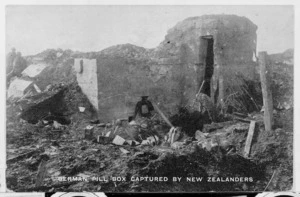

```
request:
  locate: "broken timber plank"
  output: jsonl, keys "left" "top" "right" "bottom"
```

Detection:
{"left": 35, "top": 160, "right": 47, "bottom": 187}
{"left": 152, "top": 103, "right": 174, "bottom": 128}
{"left": 244, "top": 121, "right": 256, "bottom": 157}
{"left": 233, "top": 112, "right": 248, "bottom": 118}
{"left": 7, "top": 149, "right": 41, "bottom": 164}
{"left": 233, "top": 116, "right": 252, "bottom": 123}
{"left": 218, "top": 68, "right": 225, "bottom": 104}
{"left": 259, "top": 51, "right": 273, "bottom": 131}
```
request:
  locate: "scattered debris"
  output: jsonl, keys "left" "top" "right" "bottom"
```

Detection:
{"left": 35, "top": 159, "right": 48, "bottom": 187}
{"left": 171, "top": 141, "right": 185, "bottom": 149}
{"left": 112, "top": 135, "right": 126, "bottom": 145}
{"left": 119, "top": 147, "right": 130, "bottom": 154}
{"left": 7, "top": 148, "right": 43, "bottom": 164}
{"left": 165, "top": 127, "right": 182, "bottom": 144}
{"left": 202, "top": 121, "right": 235, "bottom": 133}
{"left": 244, "top": 121, "right": 256, "bottom": 157}
{"left": 22, "top": 63, "right": 50, "bottom": 78}
{"left": 79, "top": 107, "right": 85, "bottom": 112}
{"left": 7, "top": 78, "right": 36, "bottom": 99}
{"left": 105, "top": 131, "right": 111, "bottom": 137}
{"left": 97, "top": 123, "right": 106, "bottom": 127}
{"left": 97, "top": 136, "right": 111, "bottom": 144}
{"left": 129, "top": 120, "right": 138, "bottom": 126}
{"left": 53, "top": 121, "right": 63, "bottom": 130}
{"left": 6, "top": 18, "right": 293, "bottom": 192}
{"left": 195, "top": 130, "right": 208, "bottom": 141}
{"left": 84, "top": 125, "right": 94, "bottom": 140}
{"left": 126, "top": 140, "right": 140, "bottom": 146}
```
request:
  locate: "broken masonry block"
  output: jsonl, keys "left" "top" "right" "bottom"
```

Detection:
{"left": 115, "top": 119, "right": 122, "bottom": 126}
{"left": 84, "top": 125, "right": 94, "bottom": 140}
{"left": 105, "top": 131, "right": 111, "bottom": 137}
{"left": 171, "top": 141, "right": 185, "bottom": 149}
{"left": 199, "top": 139, "right": 218, "bottom": 152}
{"left": 53, "top": 121, "right": 63, "bottom": 129}
{"left": 183, "top": 137, "right": 193, "bottom": 145}
{"left": 129, "top": 120, "right": 138, "bottom": 126}
{"left": 195, "top": 130, "right": 208, "bottom": 141}
{"left": 112, "top": 135, "right": 126, "bottom": 146}
{"left": 97, "top": 123, "right": 106, "bottom": 127}
{"left": 79, "top": 107, "right": 86, "bottom": 112}
{"left": 90, "top": 119, "right": 100, "bottom": 124}
{"left": 126, "top": 140, "right": 134, "bottom": 146}
{"left": 126, "top": 140, "right": 141, "bottom": 146}
{"left": 97, "top": 135, "right": 111, "bottom": 144}
{"left": 119, "top": 147, "right": 130, "bottom": 154}
{"left": 141, "top": 140, "right": 150, "bottom": 145}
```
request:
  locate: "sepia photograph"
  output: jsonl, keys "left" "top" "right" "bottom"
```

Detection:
{"left": 5, "top": 5, "right": 294, "bottom": 192}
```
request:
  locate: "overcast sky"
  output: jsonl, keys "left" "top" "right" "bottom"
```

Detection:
{"left": 6, "top": 5, "right": 294, "bottom": 56}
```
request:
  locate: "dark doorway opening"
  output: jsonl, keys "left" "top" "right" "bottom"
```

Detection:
{"left": 201, "top": 36, "right": 214, "bottom": 96}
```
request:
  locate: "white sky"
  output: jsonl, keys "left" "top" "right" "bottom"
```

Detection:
{"left": 6, "top": 5, "right": 294, "bottom": 56}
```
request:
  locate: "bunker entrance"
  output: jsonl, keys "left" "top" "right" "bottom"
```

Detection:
{"left": 199, "top": 36, "right": 214, "bottom": 97}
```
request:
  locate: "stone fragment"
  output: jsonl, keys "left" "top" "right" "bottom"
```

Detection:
{"left": 53, "top": 121, "right": 63, "bottom": 129}
{"left": 195, "top": 130, "right": 207, "bottom": 141}
{"left": 119, "top": 147, "right": 130, "bottom": 154}
{"left": 79, "top": 107, "right": 85, "bottom": 112}
{"left": 97, "top": 136, "right": 111, "bottom": 144}
{"left": 171, "top": 141, "right": 185, "bottom": 149}
{"left": 84, "top": 125, "right": 94, "bottom": 140}
{"left": 112, "top": 135, "right": 126, "bottom": 145}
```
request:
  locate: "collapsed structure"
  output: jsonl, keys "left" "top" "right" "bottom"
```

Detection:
{"left": 74, "top": 15, "right": 258, "bottom": 121}
{"left": 6, "top": 14, "right": 293, "bottom": 192}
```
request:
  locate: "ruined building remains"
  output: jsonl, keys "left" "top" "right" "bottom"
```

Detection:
{"left": 75, "top": 15, "right": 258, "bottom": 121}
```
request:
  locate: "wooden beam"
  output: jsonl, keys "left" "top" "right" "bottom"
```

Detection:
{"left": 35, "top": 160, "right": 47, "bottom": 187}
{"left": 7, "top": 149, "right": 41, "bottom": 164}
{"left": 218, "top": 68, "right": 224, "bottom": 104}
{"left": 152, "top": 103, "right": 174, "bottom": 128}
{"left": 244, "top": 121, "right": 256, "bottom": 157}
{"left": 258, "top": 51, "right": 273, "bottom": 131}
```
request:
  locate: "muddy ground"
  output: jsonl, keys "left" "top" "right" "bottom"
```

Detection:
{"left": 6, "top": 54, "right": 293, "bottom": 192}
{"left": 6, "top": 101, "right": 293, "bottom": 192}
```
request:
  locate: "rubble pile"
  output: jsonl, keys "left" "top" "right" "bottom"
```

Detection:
{"left": 6, "top": 28, "right": 293, "bottom": 192}
{"left": 6, "top": 97, "right": 293, "bottom": 192}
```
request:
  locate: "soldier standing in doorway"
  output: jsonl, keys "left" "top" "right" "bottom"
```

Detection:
{"left": 133, "top": 96, "right": 154, "bottom": 119}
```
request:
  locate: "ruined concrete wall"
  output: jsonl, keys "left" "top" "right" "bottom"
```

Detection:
{"left": 79, "top": 15, "right": 257, "bottom": 121}
{"left": 96, "top": 51, "right": 197, "bottom": 121}
{"left": 154, "top": 15, "right": 257, "bottom": 102}
{"left": 74, "top": 59, "right": 99, "bottom": 110}
{"left": 155, "top": 15, "right": 257, "bottom": 64}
